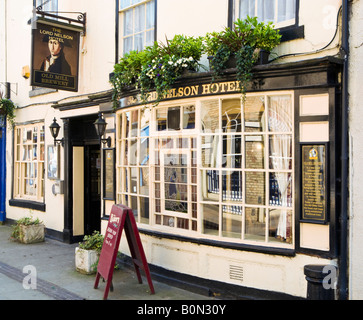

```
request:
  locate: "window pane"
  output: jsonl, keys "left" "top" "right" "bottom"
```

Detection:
{"left": 223, "top": 204, "right": 242, "bottom": 238}
{"left": 245, "top": 171, "right": 265, "bottom": 205}
{"left": 245, "top": 207, "right": 265, "bottom": 241}
{"left": 244, "top": 96, "right": 265, "bottom": 132}
{"left": 223, "top": 135, "right": 242, "bottom": 168}
{"left": 140, "top": 196, "right": 149, "bottom": 224}
{"left": 268, "top": 95, "right": 292, "bottom": 132}
{"left": 239, "top": 0, "right": 256, "bottom": 20}
{"left": 183, "top": 105, "right": 195, "bottom": 129}
{"left": 124, "top": 9, "right": 133, "bottom": 36}
{"left": 146, "top": 0, "right": 155, "bottom": 29}
{"left": 222, "top": 171, "right": 243, "bottom": 202}
{"left": 269, "top": 134, "right": 292, "bottom": 169}
{"left": 201, "top": 170, "right": 220, "bottom": 202}
{"left": 202, "top": 135, "right": 219, "bottom": 168}
{"left": 222, "top": 99, "right": 241, "bottom": 132}
{"left": 269, "top": 172, "right": 292, "bottom": 207}
{"left": 123, "top": 37, "right": 133, "bottom": 55}
{"left": 201, "top": 100, "right": 219, "bottom": 133}
{"left": 134, "top": 33, "right": 144, "bottom": 51}
{"left": 269, "top": 208, "right": 292, "bottom": 243}
{"left": 278, "top": 0, "right": 295, "bottom": 22}
{"left": 202, "top": 204, "right": 219, "bottom": 235}
{"left": 139, "top": 167, "right": 149, "bottom": 195}
{"left": 257, "top": 0, "right": 274, "bottom": 22}
{"left": 245, "top": 135, "right": 265, "bottom": 169}
{"left": 134, "top": 4, "right": 145, "bottom": 33}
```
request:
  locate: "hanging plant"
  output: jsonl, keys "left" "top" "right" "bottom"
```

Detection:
{"left": 206, "top": 16, "right": 281, "bottom": 99}
{"left": 111, "top": 34, "right": 205, "bottom": 107}
{"left": 0, "top": 94, "right": 16, "bottom": 127}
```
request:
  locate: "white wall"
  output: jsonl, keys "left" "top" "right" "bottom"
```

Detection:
{"left": 348, "top": 0, "right": 363, "bottom": 300}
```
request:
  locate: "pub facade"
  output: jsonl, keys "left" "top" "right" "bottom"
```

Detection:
{"left": 1, "top": 0, "right": 358, "bottom": 299}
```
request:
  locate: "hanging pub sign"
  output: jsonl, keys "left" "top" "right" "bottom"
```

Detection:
{"left": 31, "top": 19, "right": 80, "bottom": 92}
{"left": 301, "top": 143, "right": 329, "bottom": 224}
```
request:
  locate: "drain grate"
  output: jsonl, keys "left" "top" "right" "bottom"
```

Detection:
{"left": 229, "top": 264, "right": 244, "bottom": 282}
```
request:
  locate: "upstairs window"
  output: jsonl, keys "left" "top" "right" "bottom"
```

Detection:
{"left": 36, "top": 0, "right": 58, "bottom": 12}
{"left": 120, "top": 0, "right": 156, "bottom": 54}
{"left": 235, "top": 0, "right": 297, "bottom": 29}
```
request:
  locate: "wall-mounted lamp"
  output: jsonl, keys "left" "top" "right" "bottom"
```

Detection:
{"left": 49, "top": 118, "right": 64, "bottom": 147}
{"left": 94, "top": 112, "right": 111, "bottom": 147}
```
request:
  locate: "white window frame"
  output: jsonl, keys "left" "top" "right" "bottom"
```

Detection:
{"left": 235, "top": 0, "right": 297, "bottom": 29}
{"left": 119, "top": 0, "right": 156, "bottom": 55}
{"left": 13, "top": 123, "right": 45, "bottom": 202}
{"left": 116, "top": 92, "right": 294, "bottom": 249}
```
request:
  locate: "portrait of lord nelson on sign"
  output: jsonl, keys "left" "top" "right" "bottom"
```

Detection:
{"left": 31, "top": 22, "right": 80, "bottom": 92}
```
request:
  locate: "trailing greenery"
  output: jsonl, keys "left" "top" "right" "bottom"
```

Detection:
{"left": 0, "top": 96, "right": 16, "bottom": 127}
{"left": 79, "top": 231, "right": 104, "bottom": 252}
{"left": 111, "top": 16, "right": 281, "bottom": 107}
{"left": 11, "top": 216, "right": 43, "bottom": 240}
{"left": 208, "top": 16, "right": 281, "bottom": 99}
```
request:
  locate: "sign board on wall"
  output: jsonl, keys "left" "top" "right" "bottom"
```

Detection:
{"left": 301, "top": 143, "right": 329, "bottom": 224}
{"left": 31, "top": 19, "right": 80, "bottom": 92}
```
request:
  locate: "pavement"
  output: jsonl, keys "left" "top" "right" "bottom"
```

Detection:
{"left": 0, "top": 224, "right": 214, "bottom": 301}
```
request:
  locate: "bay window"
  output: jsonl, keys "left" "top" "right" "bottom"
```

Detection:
{"left": 117, "top": 92, "right": 294, "bottom": 248}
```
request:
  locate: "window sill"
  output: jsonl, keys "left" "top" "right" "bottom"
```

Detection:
{"left": 280, "top": 25, "right": 305, "bottom": 42}
{"left": 139, "top": 228, "right": 295, "bottom": 257}
{"left": 9, "top": 199, "right": 46, "bottom": 212}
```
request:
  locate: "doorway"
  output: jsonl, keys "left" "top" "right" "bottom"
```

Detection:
{"left": 84, "top": 144, "right": 101, "bottom": 235}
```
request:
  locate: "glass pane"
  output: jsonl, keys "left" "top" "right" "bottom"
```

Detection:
{"left": 202, "top": 204, "right": 219, "bottom": 235}
{"left": 245, "top": 171, "right": 265, "bottom": 205}
{"left": 177, "top": 218, "right": 189, "bottom": 230}
{"left": 268, "top": 95, "right": 292, "bottom": 132}
{"left": 140, "top": 108, "right": 150, "bottom": 137}
{"left": 130, "top": 167, "right": 137, "bottom": 193}
{"left": 269, "top": 134, "right": 292, "bottom": 170}
{"left": 156, "top": 108, "right": 167, "bottom": 131}
{"left": 140, "top": 196, "right": 149, "bottom": 224}
{"left": 239, "top": 0, "right": 256, "bottom": 19}
{"left": 245, "top": 135, "right": 265, "bottom": 169}
{"left": 123, "top": 37, "right": 133, "bottom": 54}
{"left": 222, "top": 171, "right": 243, "bottom": 202}
{"left": 145, "top": 30, "right": 154, "bottom": 47}
{"left": 222, "top": 135, "right": 242, "bottom": 168}
{"left": 130, "top": 110, "right": 138, "bottom": 137}
{"left": 269, "top": 172, "right": 292, "bottom": 207}
{"left": 167, "top": 107, "right": 180, "bottom": 130}
{"left": 134, "top": 4, "right": 145, "bottom": 33}
{"left": 140, "top": 138, "right": 149, "bottom": 165}
{"left": 201, "top": 135, "right": 219, "bottom": 168}
{"left": 269, "top": 209, "right": 292, "bottom": 243}
{"left": 146, "top": 0, "right": 155, "bottom": 29}
{"left": 120, "top": 0, "right": 131, "bottom": 9}
{"left": 258, "top": 0, "right": 274, "bottom": 22}
{"left": 134, "top": 33, "right": 144, "bottom": 52}
{"left": 244, "top": 96, "right": 265, "bottom": 132}
{"left": 139, "top": 167, "right": 149, "bottom": 195}
{"left": 222, "top": 205, "right": 242, "bottom": 238}
{"left": 129, "top": 139, "right": 137, "bottom": 165}
{"left": 278, "top": 0, "right": 295, "bottom": 22}
{"left": 183, "top": 105, "right": 195, "bottom": 129}
{"left": 201, "top": 170, "right": 220, "bottom": 202}
{"left": 222, "top": 99, "right": 241, "bottom": 132}
{"left": 131, "top": 195, "right": 138, "bottom": 218}
{"left": 124, "top": 9, "right": 133, "bottom": 36}
{"left": 201, "top": 100, "right": 219, "bottom": 133}
{"left": 245, "top": 207, "right": 265, "bottom": 241}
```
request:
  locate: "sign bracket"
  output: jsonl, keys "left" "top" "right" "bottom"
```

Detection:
{"left": 35, "top": 6, "right": 86, "bottom": 35}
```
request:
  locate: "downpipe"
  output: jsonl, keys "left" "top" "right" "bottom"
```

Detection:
{"left": 338, "top": 0, "right": 349, "bottom": 300}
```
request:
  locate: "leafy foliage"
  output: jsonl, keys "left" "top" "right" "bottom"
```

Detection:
{"left": 79, "top": 231, "right": 104, "bottom": 252}
{"left": 0, "top": 91, "right": 16, "bottom": 127}
{"left": 11, "top": 216, "right": 43, "bottom": 240}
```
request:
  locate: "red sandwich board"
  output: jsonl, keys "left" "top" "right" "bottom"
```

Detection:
{"left": 94, "top": 204, "right": 155, "bottom": 300}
